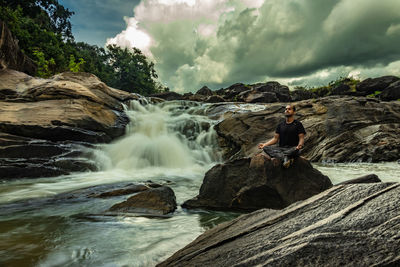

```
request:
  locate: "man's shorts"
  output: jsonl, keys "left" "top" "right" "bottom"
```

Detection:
{"left": 263, "top": 146, "right": 299, "bottom": 160}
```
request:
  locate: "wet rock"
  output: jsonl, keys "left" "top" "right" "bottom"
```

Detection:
{"left": 356, "top": 76, "right": 399, "bottom": 95}
{"left": 160, "top": 183, "right": 400, "bottom": 267}
{"left": 0, "top": 69, "right": 138, "bottom": 179}
{"left": 183, "top": 155, "right": 332, "bottom": 211}
{"left": 215, "top": 96, "right": 400, "bottom": 162}
{"left": 109, "top": 186, "right": 177, "bottom": 215}
{"left": 0, "top": 133, "right": 97, "bottom": 179}
{"left": 90, "top": 184, "right": 150, "bottom": 198}
{"left": 338, "top": 174, "right": 381, "bottom": 185}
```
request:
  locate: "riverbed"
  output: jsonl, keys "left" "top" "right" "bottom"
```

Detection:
{"left": 1, "top": 101, "right": 399, "bottom": 266}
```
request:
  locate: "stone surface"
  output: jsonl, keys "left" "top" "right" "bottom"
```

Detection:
{"left": 380, "top": 80, "right": 400, "bottom": 101}
{"left": 109, "top": 186, "right": 177, "bottom": 215}
{"left": 0, "top": 20, "right": 37, "bottom": 75}
{"left": 159, "top": 183, "right": 400, "bottom": 266}
{"left": 0, "top": 69, "right": 138, "bottom": 179}
{"left": 150, "top": 91, "right": 183, "bottom": 101}
{"left": 183, "top": 154, "right": 332, "bottom": 211}
{"left": 356, "top": 76, "right": 400, "bottom": 95}
{"left": 214, "top": 96, "right": 400, "bottom": 162}
{"left": 196, "top": 86, "right": 213, "bottom": 96}
{"left": 337, "top": 174, "right": 381, "bottom": 185}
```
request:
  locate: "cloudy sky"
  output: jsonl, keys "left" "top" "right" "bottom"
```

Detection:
{"left": 60, "top": 0, "right": 400, "bottom": 93}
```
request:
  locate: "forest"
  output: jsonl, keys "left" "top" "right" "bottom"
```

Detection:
{"left": 0, "top": 0, "right": 162, "bottom": 95}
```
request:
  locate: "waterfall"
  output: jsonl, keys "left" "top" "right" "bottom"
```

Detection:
{"left": 96, "top": 100, "right": 221, "bottom": 171}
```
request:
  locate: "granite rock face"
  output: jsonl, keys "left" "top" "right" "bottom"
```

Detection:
{"left": 183, "top": 154, "right": 332, "bottom": 211}
{"left": 160, "top": 183, "right": 400, "bottom": 266}
{"left": 215, "top": 96, "right": 400, "bottom": 162}
{"left": 0, "top": 69, "right": 138, "bottom": 179}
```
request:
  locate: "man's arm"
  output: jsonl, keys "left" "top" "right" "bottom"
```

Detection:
{"left": 258, "top": 133, "right": 279, "bottom": 149}
{"left": 296, "top": 133, "right": 305, "bottom": 150}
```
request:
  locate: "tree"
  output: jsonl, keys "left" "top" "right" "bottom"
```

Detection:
{"left": 106, "top": 45, "right": 158, "bottom": 95}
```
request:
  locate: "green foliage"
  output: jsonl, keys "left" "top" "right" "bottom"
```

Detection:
{"left": 68, "top": 55, "right": 85, "bottom": 72}
{"left": 32, "top": 49, "right": 55, "bottom": 77}
{"left": 106, "top": 44, "right": 158, "bottom": 95}
{"left": 367, "top": 91, "right": 382, "bottom": 98}
{"left": 0, "top": 1, "right": 161, "bottom": 95}
{"left": 306, "top": 76, "right": 361, "bottom": 97}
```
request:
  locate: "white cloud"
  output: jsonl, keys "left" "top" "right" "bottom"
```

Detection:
{"left": 106, "top": 17, "right": 153, "bottom": 56}
{"left": 107, "top": 0, "right": 400, "bottom": 92}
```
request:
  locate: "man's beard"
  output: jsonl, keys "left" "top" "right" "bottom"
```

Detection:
{"left": 285, "top": 114, "right": 293, "bottom": 118}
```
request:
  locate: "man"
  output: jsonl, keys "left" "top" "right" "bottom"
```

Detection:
{"left": 258, "top": 104, "right": 306, "bottom": 168}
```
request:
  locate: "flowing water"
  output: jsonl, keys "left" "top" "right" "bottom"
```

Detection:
{"left": 0, "top": 100, "right": 399, "bottom": 266}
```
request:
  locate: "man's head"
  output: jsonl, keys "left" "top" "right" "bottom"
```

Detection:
{"left": 284, "top": 104, "right": 296, "bottom": 118}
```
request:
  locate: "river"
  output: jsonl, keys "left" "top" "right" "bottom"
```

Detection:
{"left": 0, "top": 100, "right": 399, "bottom": 266}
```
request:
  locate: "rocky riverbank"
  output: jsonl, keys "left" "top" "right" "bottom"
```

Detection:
{"left": 0, "top": 69, "right": 139, "bottom": 179}
{"left": 159, "top": 182, "right": 400, "bottom": 266}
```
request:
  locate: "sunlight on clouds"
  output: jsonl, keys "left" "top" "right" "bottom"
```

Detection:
{"left": 107, "top": 0, "right": 400, "bottom": 92}
{"left": 106, "top": 17, "right": 152, "bottom": 56}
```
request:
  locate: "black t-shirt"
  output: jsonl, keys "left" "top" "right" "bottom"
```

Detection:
{"left": 276, "top": 120, "right": 306, "bottom": 147}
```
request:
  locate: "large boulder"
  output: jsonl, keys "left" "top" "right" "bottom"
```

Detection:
{"left": 215, "top": 96, "right": 400, "bottom": 162}
{"left": 356, "top": 76, "right": 399, "bottom": 95}
{"left": 0, "top": 20, "right": 36, "bottom": 75}
{"left": 150, "top": 91, "right": 183, "bottom": 101}
{"left": 109, "top": 186, "right": 177, "bottom": 215}
{"left": 183, "top": 155, "right": 332, "bottom": 211}
{"left": 0, "top": 69, "right": 138, "bottom": 179}
{"left": 159, "top": 182, "right": 400, "bottom": 266}
{"left": 379, "top": 80, "right": 400, "bottom": 101}
{"left": 196, "top": 86, "right": 213, "bottom": 96}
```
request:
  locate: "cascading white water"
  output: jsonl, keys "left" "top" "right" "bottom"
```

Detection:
{"left": 96, "top": 100, "right": 221, "bottom": 171}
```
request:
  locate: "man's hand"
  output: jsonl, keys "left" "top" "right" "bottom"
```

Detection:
{"left": 258, "top": 143, "right": 265, "bottom": 149}
{"left": 296, "top": 144, "right": 303, "bottom": 150}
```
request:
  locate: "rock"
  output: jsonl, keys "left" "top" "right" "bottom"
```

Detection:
{"left": 159, "top": 183, "right": 400, "bottom": 267}
{"left": 90, "top": 184, "right": 150, "bottom": 198}
{"left": 290, "top": 89, "right": 316, "bottom": 101}
{"left": 0, "top": 20, "right": 37, "bottom": 75}
{"left": 215, "top": 96, "right": 400, "bottom": 162}
{"left": 331, "top": 84, "right": 351, "bottom": 95}
{"left": 196, "top": 86, "right": 213, "bottom": 96}
{"left": 0, "top": 69, "right": 138, "bottom": 179}
{"left": 245, "top": 91, "right": 278, "bottom": 103}
{"left": 338, "top": 174, "right": 381, "bottom": 185}
{"left": 216, "top": 83, "right": 250, "bottom": 101}
{"left": 205, "top": 95, "right": 225, "bottom": 103}
{"left": 150, "top": 91, "right": 183, "bottom": 101}
{"left": 379, "top": 80, "right": 400, "bottom": 101}
{"left": 109, "top": 186, "right": 177, "bottom": 215}
{"left": 183, "top": 155, "right": 332, "bottom": 211}
{"left": 356, "top": 76, "right": 400, "bottom": 95}
{"left": 0, "top": 132, "right": 98, "bottom": 179}
{"left": 252, "top": 82, "right": 292, "bottom": 102}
